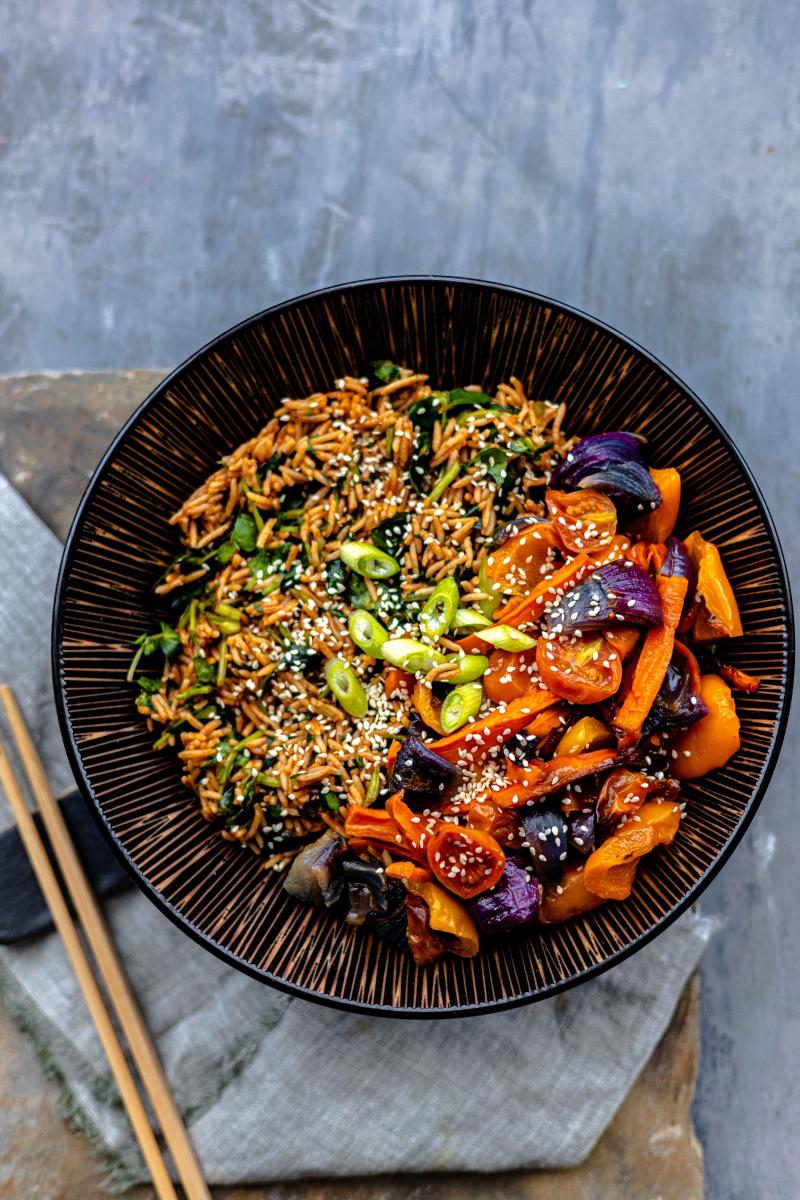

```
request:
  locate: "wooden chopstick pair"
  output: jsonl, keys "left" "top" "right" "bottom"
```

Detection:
{"left": 0, "top": 686, "right": 211, "bottom": 1200}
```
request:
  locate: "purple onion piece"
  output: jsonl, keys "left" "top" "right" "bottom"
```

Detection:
{"left": 578, "top": 460, "right": 662, "bottom": 508}
{"left": 661, "top": 537, "right": 695, "bottom": 585}
{"left": 542, "top": 561, "right": 663, "bottom": 634}
{"left": 467, "top": 856, "right": 541, "bottom": 933}
{"left": 642, "top": 658, "right": 708, "bottom": 735}
{"left": 521, "top": 809, "right": 568, "bottom": 885}
{"left": 567, "top": 810, "right": 596, "bottom": 856}
{"left": 389, "top": 736, "right": 462, "bottom": 810}
{"left": 552, "top": 431, "right": 646, "bottom": 489}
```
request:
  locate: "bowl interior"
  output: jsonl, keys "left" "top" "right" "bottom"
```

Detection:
{"left": 54, "top": 278, "right": 792, "bottom": 1015}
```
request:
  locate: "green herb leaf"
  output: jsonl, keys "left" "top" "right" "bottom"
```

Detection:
{"left": 470, "top": 446, "right": 514, "bottom": 489}
{"left": 232, "top": 513, "right": 258, "bottom": 552}
{"left": 371, "top": 513, "right": 410, "bottom": 559}
{"left": 321, "top": 791, "right": 341, "bottom": 813}
{"left": 324, "top": 559, "right": 347, "bottom": 595}
{"left": 136, "top": 676, "right": 162, "bottom": 695}
{"left": 507, "top": 436, "right": 552, "bottom": 459}
{"left": 444, "top": 387, "right": 496, "bottom": 411}
{"left": 280, "top": 644, "right": 322, "bottom": 673}
{"left": 216, "top": 540, "right": 238, "bottom": 565}
{"left": 193, "top": 655, "right": 216, "bottom": 684}
{"left": 371, "top": 360, "right": 402, "bottom": 384}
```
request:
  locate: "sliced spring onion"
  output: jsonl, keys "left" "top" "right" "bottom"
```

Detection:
{"left": 475, "top": 624, "right": 538, "bottom": 651}
{"left": 478, "top": 558, "right": 503, "bottom": 618}
{"left": 419, "top": 578, "right": 459, "bottom": 640}
{"left": 440, "top": 682, "right": 484, "bottom": 733}
{"left": 381, "top": 638, "right": 447, "bottom": 673}
{"left": 348, "top": 609, "right": 390, "bottom": 657}
{"left": 339, "top": 540, "right": 400, "bottom": 579}
{"left": 324, "top": 656, "right": 369, "bottom": 718}
{"left": 443, "top": 652, "right": 490, "bottom": 683}
{"left": 216, "top": 636, "right": 228, "bottom": 685}
{"left": 426, "top": 461, "right": 461, "bottom": 504}
{"left": 451, "top": 606, "right": 493, "bottom": 631}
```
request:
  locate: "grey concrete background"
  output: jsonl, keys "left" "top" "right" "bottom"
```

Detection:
{"left": 1, "top": 2, "right": 797, "bottom": 1197}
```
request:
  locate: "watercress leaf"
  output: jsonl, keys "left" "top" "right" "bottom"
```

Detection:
{"left": 444, "top": 387, "right": 496, "bottom": 411}
{"left": 322, "top": 791, "right": 341, "bottom": 813}
{"left": 137, "top": 676, "right": 162, "bottom": 695}
{"left": 371, "top": 513, "right": 410, "bottom": 559}
{"left": 232, "top": 513, "right": 258, "bottom": 552}
{"left": 280, "top": 644, "right": 322, "bottom": 673}
{"left": 325, "top": 558, "right": 347, "bottom": 595}
{"left": 193, "top": 655, "right": 216, "bottom": 684}
{"left": 158, "top": 621, "right": 181, "bottom": 660}
{"left": 215, "top": 540, "right": 238, "bottom": 565}
{"left": 470, "top": 446, "right": 513, "bottom": 489}
{"left": 370, "top": 360, "right": 402, "bottom": 384}
{"left": 508, "top": 436, "right": 553, "bottom": 459}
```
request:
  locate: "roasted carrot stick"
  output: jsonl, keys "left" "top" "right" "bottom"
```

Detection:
{"left": 427, "top": 688, "right": 560, "bottom": 764}
{"left": 487, "top": 748, "right": 618, "bottom": 808}
{"left": 458, "top": 554, "right": 592, "bottom": 653}
{"left": 612, "top": 574, "right": 688, "bottom": 746}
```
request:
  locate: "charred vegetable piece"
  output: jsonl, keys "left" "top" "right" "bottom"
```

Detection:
{"left": 391, "top": 867, "right": 480, "bottom": 957}
{"left": 467, "top": 857, "right": 541, "bottom": 933}
{"left": 283, "top": 830, "right": 346, "bottom": 906}
{"left": 596, "top": 768, "right": 652, "bottom": 825}
{"left": 567, "top": 810, "right": 596, "bottom": 855}
{"left": 339, "top": 857, "right": 405, "bottom": 933}
{"left": 483, "top": 648, "right": 539, "bottom": 704}
{"left": 485, "top": 520, "right": 560, "bottom": 594}
{"left": 491, "top": 747, "right": 618, "bottom": 808}
{"left": 542, "top": 561, "right": 663, "bottom": 635}
{"left": 539, "top": 863, "right": 604, "bottom": 924}
{"left": 683, "top": 530, "right": 744, "bottom": 641}
{"left": 555, "top": 715, "right": 614, "bottom": 757}
{"left": 503, "top": 732, "right": 543, "bottom": 768}
{"left": 552, "top": 431, "right": 647, "bottom": 490}
{"left": 426, "top": 824, "right": 506, "bottom": 899}
{"left": 697, "top": 649, "right": 760, "bottom": 694}
{"left": 344, "top": 803, "right": 428, "bottom": 865}
{"left": 629, "top": 468, "right": 681, "bottom": 543}
{"left": 467, "top": 798, "right": 524, "bottom": 849}
{"left": 642, "top": 652, "right": 708, "bottom": 735}
{"left": 536, "top": 634, "right": 622, "bottom": 705}
{"left": 428, "top": 688, "right": 560, "bottom": 764}
{"left": 613, "top": 573, "right": 688, "bottom": 746}
{"left": 579, "top": 461, "right": 662, "bottom": 510}
{"left": 411, "top": 681, "right": 445, "bottom": 734}
{"left": 546, "top": 488, "right": 618, "bottom": 553}
{"left": 672, "top": 674, "right": 740, "bottom": 780}
{"left": 583, "top": 800, "right": 681, "bottom": 900}
{"left": 388, "top": 736, "right": 463, "bottom": 808}
{"left": 406, "top": 892, "right": 447, "bottom": 965}
{"left": 521, "top": 808, "right": 568, "bottom": 885}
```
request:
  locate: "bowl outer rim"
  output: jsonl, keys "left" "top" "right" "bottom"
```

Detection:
{"left": 51, "top": 274, "right": 796, "bottom": 1018}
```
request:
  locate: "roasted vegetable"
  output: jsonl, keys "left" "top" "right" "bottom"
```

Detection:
{"left": 406, "top": 893, "right": 447, "bottom": 965}
{"left": 642, "top": 650, "right": 708, "bottom": 735}
{"left": 546, "top": 488, "right": 618, "bottom": 553}
{"left": 541, "top": 561, "right": 663, "bottom": 635}
{"left": 467, "top": 798, "right": 524, "bottom": 849}
{"left": 552, "top": 431, "right": 647, "bottom": 489}
{"left": 388, "top": 737, "right": 463, "bottom": 808}
{"left": 410, "top": 681, "right": 445, "bottom": 734}
{"left": 536, "top": 634, "right": 622, "bottom": 705}
{"left": 467, "top": 857, "right": 541, "bottom": 933}
{"left": 567, "top": 810, "right": 596, "bottom": 855}
{"left": 426, "top": 824, "right": 506, "bottom": 898}
{"left": 672, "top": 674, "right": 740, "bottom": 780}
{"left": 612, "top": 573, "right": 689, "bottom": 745}
{"left": 683, "top": 530, "right": 743, "bottom": 641}
{"left": 555, "top": 715, "right": 614, "bottom": 757}
{"left": 521, "top": 809, "right": 568, "bottom": 885}
{"left": 483, "top": 648, "right": 539, "bottom": 704}
{"left": 428, "top": 688, "right": 560, "bottom": 764}
{"left": 629, "top": 468, "right": 681, "bottom": 542}
{"left": 339, "top": 857, "right": 406, "bottom": 941}
{"left": 595, "top": 768, "right": 679, "bottom": 826}
{"left": 343, "top": 803, "right": 427, "bottom": 864}
{"left": 484, "top": 519, "right": 560, "bottom": 594}
{"left": 583, "top": 800, "right": 681, "bottom": 900}
{"left": 283, "top": 830, "right": 346, "bottom": 906}
{"left": 389, "top": 864, "right": 480, "bottom": 958}
{"left": 539, "top": 864, "right": 604, "bottom": 923}
{"left": 490, "top": 748, "right": 618, "bottom": 808}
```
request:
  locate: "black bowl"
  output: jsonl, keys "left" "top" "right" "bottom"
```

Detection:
{"left": 53, "top": 277, "right": 794, "bottom": 1016}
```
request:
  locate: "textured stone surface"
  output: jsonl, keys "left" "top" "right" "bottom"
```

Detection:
{"left": 0, "top": 369, "right": 703, "bottom": 1196}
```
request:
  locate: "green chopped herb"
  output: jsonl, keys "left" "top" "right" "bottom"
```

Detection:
{"left": 371, "top": 360, "right": 402, "bottom": 384}
{"left": 280, "top": 644, "right": 322, "bottom": 673}
{"left": 325, "top": 558, "right": 347, "bottom": 595}
{"left": 370, "top": 513, "right": 410, "bottom": 559}
{"left": 193, "top": 655, "right": 216, "bottom": 684}
{"left": 127, "top": 621, "right": 181, "bottom": 682}
{"left": 470, "top": 446, "right": 514, "bottom": 489}
{"left": 216, "top": 540, "right": 238, "bottom": 565}
{"left": 322, "top": 791, "right": 341, "bottom": 813}
{"left": 232, "top": 513, "right": 258, "bottom": 552}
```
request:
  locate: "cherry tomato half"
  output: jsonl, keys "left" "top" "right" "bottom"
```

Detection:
{"left": 426, "top": 824, "right": 505, "bottom": 899}
{"left": 546, "top": 488, "right": 618, "bottom": 554}
{"left": 467, "top": 798, "right": 523, "bottom": 848}
{"left": 483, "top": 647, "right": 539, "bottom": 704}
{"left": 535, "top": 633, "right": 622, "bottom": 705}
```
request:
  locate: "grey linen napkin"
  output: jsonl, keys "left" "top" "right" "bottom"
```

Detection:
{"left": 0, "top": 474, "right": 711, "bottom": 1188}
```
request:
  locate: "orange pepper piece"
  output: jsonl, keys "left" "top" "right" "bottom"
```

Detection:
{"left": 583, "top": 800, "right": 682, "bottom": 900}
{"left": 539, "top": 864, "right": 605, "bottom": 924}
{"left": 629, "top": 468, "right": 681, "bottom": 543}
{"left": 672, "top": 674, "right": 740, "bottom": 780}
{"left": 683, "top": 530, "right": 743, "bottom": 641}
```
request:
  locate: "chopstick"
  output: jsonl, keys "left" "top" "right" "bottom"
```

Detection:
{"left": 0, "top": 686, "right": 211, "bottom": 1200}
